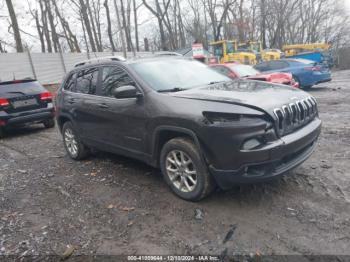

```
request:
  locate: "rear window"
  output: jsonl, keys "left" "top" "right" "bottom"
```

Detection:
{"left": 0, "top": 80, "right": 45, "bottom": 95}
{"left": 228, "top": 64, "right": 260, "bottom": 77}
{"left": 75, "top": 67, "right": 99, "bottom": 95}
{"left": 63, "top": 73, "right": 76, "bottom": 91}
{"left": 289, "top": 59, "right": 315, "bottom": 65}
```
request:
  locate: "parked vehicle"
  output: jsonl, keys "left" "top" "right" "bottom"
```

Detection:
{"left": 282, "top": 43, "right": 330, "bottom": 57}
{"left": 209, "top": 63, "right": 299, "bottom": 88}
{"left": 261, "top": 49, "right": 283, "bottom": 61}
{"left": 55, "top": 56, "right": 321, "bottom": 201}
{"left": 282, "top": 43, "right": 333, "bottom": 67}
{"left": 209, "top": 40, "right": 257, "bottom": 65}
{"left": 0, "top": 79, "right": 55, "bottom": 138}
{"left": 254, "top": 59, "right": 331, "bottom": 88}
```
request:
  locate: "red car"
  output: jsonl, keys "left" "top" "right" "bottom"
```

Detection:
{"left": 210, "top": 63, "right": 299, "bottom": 88}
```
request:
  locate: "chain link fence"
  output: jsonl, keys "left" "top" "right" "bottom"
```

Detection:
{"left": 0, "top": 51, "right": 152, "bottom": 85}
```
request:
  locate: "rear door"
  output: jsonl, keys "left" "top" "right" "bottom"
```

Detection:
{"left": 70, "top": 67, "right": 101, "bottom": 140}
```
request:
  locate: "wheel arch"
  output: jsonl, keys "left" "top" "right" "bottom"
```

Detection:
{"left": 151, "top": 126, "right": 206, "bottom": 168}
{"left": 57, "top": 114, "right": 73, "bottom": 133}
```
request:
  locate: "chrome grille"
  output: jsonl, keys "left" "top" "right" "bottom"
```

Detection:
{"left": 274, "top": 96, "right": 318, "bottom": 136}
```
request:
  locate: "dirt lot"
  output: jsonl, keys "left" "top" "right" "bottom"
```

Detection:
{"left": 0, "top": 70, "right": 350, "bottom": 259}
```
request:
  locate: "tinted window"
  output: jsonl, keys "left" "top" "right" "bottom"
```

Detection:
{"left": 269, "top": 61, "right": 288, "bottom": 70}
{"left": 254, "top": 62, "right": 270, "bottom": 72}
{"left": 75, "top": 67, "right": 99, "bottom": 94}
{"left": 212, "top": 66, "right": 231, "bottom": 76}
{"left": 0, "top": 80, "right": 45, "bottom": 95}
{"left": 228, "top": 64, "right": 260, "bottom": 77}
{"left": 101, "top": 66, "right": 136, "bottom": 97}
{"left": 63, "top": 73, "right": 76, "bottom": 91}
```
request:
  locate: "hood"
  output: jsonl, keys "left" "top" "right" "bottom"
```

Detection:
{"left": 247, "top": 72, "right": 292, "bottom": 84}
{"left": 169, "top": 80, "right": 309, "bottom": 118}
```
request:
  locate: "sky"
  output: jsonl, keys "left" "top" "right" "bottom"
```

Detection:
{"left": 0, "top": 0, "right": 155, "bottom": 52}
{"left": 346, "top": 0, "right": 350, "bottom": 12}
{"left": 1, "top": 0, "right": 350, "bottom": 52}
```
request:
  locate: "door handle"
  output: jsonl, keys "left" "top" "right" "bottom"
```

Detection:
{"left": 98, "top": 103, "right": 109, "bottom": 109}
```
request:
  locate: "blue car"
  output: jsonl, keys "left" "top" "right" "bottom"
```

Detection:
{"left": 254, "top": 58, "right": 331, "bottom": 88}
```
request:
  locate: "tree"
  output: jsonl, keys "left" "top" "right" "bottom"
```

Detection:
{"left": 104, "top": 0, "right": 116, "bottom": 51}
{"left": 113, "top": 0, "right": 127, "bottom": 57}
{"left": 142, "top": 0, "right": 171, "bottom": 50}
{"left": 5, "top": 0, "right": 24, "bottom": 52}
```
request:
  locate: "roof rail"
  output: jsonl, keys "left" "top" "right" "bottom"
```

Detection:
{"left": 74, "top": 55, "right": 126, "bottom": 67}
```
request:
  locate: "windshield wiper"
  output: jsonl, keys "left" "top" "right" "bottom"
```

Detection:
{"left": 158, "top": 87, "right": 187, "bottom": 93}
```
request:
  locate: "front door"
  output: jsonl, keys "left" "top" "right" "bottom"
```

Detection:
{"left": 95, "top": 65, "right": 147, "bottom": 154}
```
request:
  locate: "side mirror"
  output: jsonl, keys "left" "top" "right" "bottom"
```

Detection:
{"left": 112, "top": 85, "right": 142, "bottom": 99}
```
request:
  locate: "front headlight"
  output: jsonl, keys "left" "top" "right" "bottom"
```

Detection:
{"left": 202, "top": 111, "right": 273, "bottom": 128}
{"left": 202, "top": 112, "right": 241, "bottom": 124}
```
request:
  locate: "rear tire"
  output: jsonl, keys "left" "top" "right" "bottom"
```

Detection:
{"left": 0, "top": 128, "right": 4, "bottom": 139}
{"left": 43, "top": 118, "right": 55, "bottom": 128}
{"left": 160, "top": 137, "right": 216, "bottom": 201}
{"left": 62, "top": 121, "right": 89, "bottom": 160}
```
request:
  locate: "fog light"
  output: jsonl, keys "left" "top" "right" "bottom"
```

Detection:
{"left": 242, "top": 138, "right": 261, "bottom": 150}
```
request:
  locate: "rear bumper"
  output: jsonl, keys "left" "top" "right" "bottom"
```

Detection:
{"left": 0, "top": 106, "right": 54, "bottom": 126}
{"left": 209, "top": 118, "right": 321, "bottom": 189}
{"left": 313, "top": 72, "right": 331, "bottom": 85}
{"left": 316, "top": 78, "right": 332, "bottom": 84}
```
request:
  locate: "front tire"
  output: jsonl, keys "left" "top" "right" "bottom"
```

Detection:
{"left": 160, "top": 137, "right": 215, "bottom": 201}
{"left": 62, "top": 122, "right": 89, "bottom": 160}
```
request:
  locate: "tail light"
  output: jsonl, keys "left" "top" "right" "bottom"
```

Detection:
{"left": 0, "top": 98, "right": 9, "bottom": 107}
{"left": 40, "top": 92, "right": 53, "bottom": 101}
{"left": 0, "top": 119, "right": 6, "bottom": 126}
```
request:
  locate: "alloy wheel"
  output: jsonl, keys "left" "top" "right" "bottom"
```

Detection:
{"left": 64, "top": 128, "right": 78, "bottom": 157}
{"left": 165, "top": 150, "right": 197, "bottom": 193}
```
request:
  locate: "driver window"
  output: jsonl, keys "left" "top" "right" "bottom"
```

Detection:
{"left": 101, "top": 66, "right": 136, "bottom": 97}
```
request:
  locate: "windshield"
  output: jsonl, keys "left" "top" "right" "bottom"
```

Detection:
{"left": 228, "top": 64, "right": 260, "bottom": 77}
{"left": 130, "top": 59, "right": 230, "bottom": 91}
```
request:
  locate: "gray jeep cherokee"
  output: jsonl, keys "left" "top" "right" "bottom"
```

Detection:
{"left": 55, "top": 56, "right": 321, "bottom": 201}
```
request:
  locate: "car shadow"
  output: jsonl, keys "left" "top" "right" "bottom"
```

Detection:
{"left": 307, "top": 86, "right": 338, "bottom": 92}
{"left": 1, "top": 124, "right": 47, "bottom": 139}
{"left": 91, "top": 150, "right": 164, "bottom": 182}
{"left": 88, "top": 149, "right": 299, "bottom": 205}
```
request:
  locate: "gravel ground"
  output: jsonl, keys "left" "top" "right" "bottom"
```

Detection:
{"left": 0, "top": 70, "right": 350, "bottom": 260}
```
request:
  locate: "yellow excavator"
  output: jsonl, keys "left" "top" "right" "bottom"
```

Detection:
{"left": 209, "top": 40, "right": 257, "bottom": 65}
{"left": 282, "top": 43, "right": 333, "bottom": 67}
{"left": 261, "top": 49, "right": 283, "bottom": 61}
{"left": 282, "top": 43, "right": 330, "bottom": 57}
